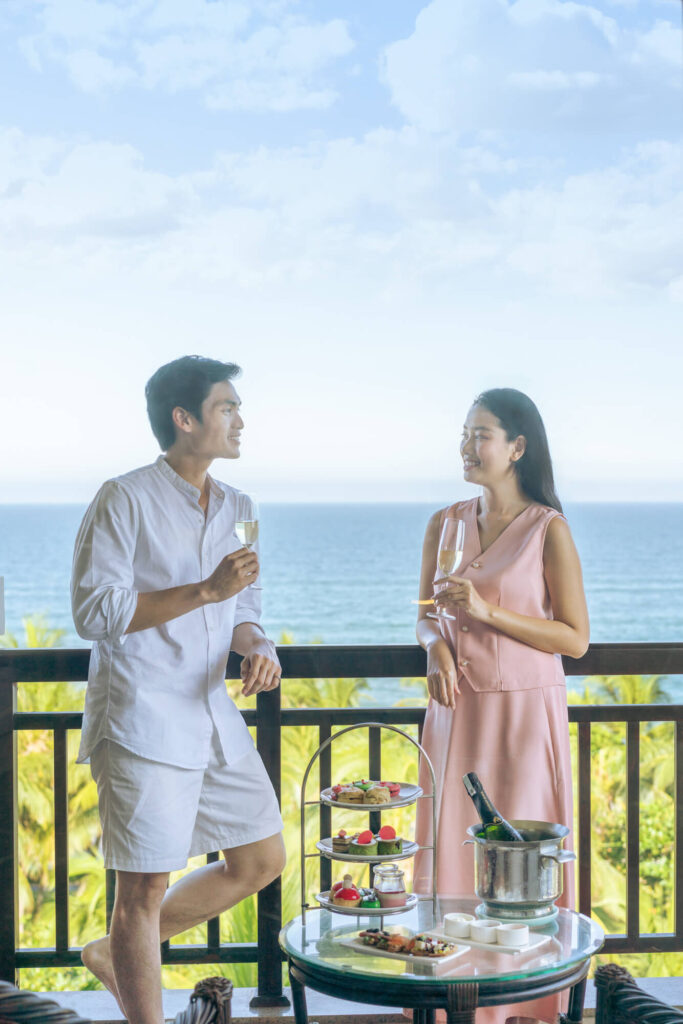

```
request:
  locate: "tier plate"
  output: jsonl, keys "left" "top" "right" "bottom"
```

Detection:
{"left": 320, "top": 783, "right": 423, "bottom": 809}
{"left": 316, "top": 891, "right": 418, "bottom": 916}
{"left": 316, "top": 837, "right": 419, "bottom": 863}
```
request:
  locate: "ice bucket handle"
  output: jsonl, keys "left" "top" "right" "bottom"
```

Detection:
{"left": 540, "top": 849, "right": 576, "bottom": 866}
{"left": 462, "top": 839, "right": 476, "bottom": 846}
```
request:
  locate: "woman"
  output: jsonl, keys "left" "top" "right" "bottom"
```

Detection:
{"left": 413, "top": 388, "right": 589, "bottom": 1024}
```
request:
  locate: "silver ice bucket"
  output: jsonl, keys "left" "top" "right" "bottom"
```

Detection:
{"left": 464, "top": 820, "right": 576, "bottom": 920}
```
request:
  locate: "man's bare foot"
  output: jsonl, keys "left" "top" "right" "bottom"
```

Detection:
{"left": 82, "top": 937, "right": 124, "bottom": 1012}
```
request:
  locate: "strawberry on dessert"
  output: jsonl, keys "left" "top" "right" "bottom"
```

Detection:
{"left": 377, "top": 825, "right": 403, "bottom": 855}
{"left": 332, "top": 784, "right": 343, "bottom": 794}
{"left": 332, "top": 829, "right": 350, "bottom": 853}
{"left": 350, "top": 829, "right": 378, "bottom": 856}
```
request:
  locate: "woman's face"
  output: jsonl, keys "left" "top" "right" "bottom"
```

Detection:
{"left": 460, "top": 404, "right": 524, "bottom": 486}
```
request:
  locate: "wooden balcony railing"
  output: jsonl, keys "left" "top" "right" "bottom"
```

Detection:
{"left": 1, "top": 643, "right": 682, "bottom": 1003}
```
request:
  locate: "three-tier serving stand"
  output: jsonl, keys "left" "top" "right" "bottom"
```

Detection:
{"left": 299, "top": 722, "right": 437, "bottom": 923}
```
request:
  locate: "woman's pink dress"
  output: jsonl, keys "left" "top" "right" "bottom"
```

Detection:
{"left": 414, "top": 498, "right": 575, "bottom": 1024}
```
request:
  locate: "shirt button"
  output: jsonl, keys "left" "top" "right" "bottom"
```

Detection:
{"left": 471, "top": 561, "right": 481, "bottom": 568}
{"left": 461, "top": 625, "right": 469, "bottom": 633}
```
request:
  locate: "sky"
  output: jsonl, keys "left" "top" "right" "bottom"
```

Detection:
{"left": 0, "top": 0, "right": 682, "bottom": 503}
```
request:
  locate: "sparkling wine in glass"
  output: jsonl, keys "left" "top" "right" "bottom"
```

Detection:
{"left": 235, "top": 498, "right": 261, "bottom": 590}
{"left": 428, "top": 517, "right": 465, "bottom": 622}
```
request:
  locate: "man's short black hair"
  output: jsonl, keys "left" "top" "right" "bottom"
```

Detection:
{"left": 145, "top": 355, "right": 241, "bottom": 451}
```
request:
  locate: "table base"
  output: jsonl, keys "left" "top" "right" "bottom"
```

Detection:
{"left": 287, "top": 957, "right": 590, "bottom": 1024}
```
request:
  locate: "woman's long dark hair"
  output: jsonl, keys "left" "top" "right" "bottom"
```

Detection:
{"left": 474, "top": 388, "right": 563, "bottom": 513}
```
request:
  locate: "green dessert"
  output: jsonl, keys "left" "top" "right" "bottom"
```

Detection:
{"left": 377, "top": 825, "right": 403, "bottom": 856}
{"left": 353, "top": 779, "right": 375, "bottom": 792}
{"left": 360, "top": 894, "right": 381, "bottom": 908}
{"left": 351, "top": 829, "right": 378, "bottom": 856}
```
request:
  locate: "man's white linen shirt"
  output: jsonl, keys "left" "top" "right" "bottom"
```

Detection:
{"left": 72, "top": 456, "right": 266, "bottom": 769}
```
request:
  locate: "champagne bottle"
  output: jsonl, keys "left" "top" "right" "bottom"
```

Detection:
{"left": 462, "top": 772, "right": 524, "bottom": 841}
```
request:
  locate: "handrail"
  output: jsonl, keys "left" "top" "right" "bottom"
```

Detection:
{"left": 1, "top": 642, "right": 682, "bottom": 998}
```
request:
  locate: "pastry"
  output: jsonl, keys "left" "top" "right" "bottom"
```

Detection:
{"left": 350, "top": 829, "right": 378, "bottom": 856}
{"left": 364, "top": 785, "right": 391, "bottom": 804}
{"left": 332, "top": 829, "right": 350, "bottom": 853}
{"left": 337, "top": 785, "right": 364, "bottom": 803}
{"left": 332, "top": 874, "right": 361, "bottom": 907}
{"left": 359, "top": 928, "right": 409, "bottom": 953}
{"left": 377, "top": 825, "right": 403, "bottom": 855}
{"left": 380, "top": 781, "right": 401, "bottom": 798}
{"left": 411, "top": 933, "right": 458, "bottom": 957}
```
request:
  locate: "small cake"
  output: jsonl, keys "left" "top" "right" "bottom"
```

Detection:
{"left": 350, "top": 829, "right": 378, "bottom": 856}
{"left": 380, "top": 781, "right": 401, "bottom": 798}
{"left": 377, "top": 825, "right": 403, "bottom": 855}
{"left": 332, "top": 874, "right": 361, "bottom": 907}
{"left": 360, "top": 893, "right": 381, "bottom": 908}
{"left": 364, "top": 785, "right": 391, "bottom": 804}
{"left": 332, "top": 829, "right": 350, "bottom": 853}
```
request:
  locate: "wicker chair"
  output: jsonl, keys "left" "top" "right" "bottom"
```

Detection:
{"left": 0, "top": 976, "right": 232, "bottom": 1024}
{"left": 0, "top": 982, "right": 92, "bottom": 1023}
{"left": 595, "top": 964, "right": 683, "bottom": 1024}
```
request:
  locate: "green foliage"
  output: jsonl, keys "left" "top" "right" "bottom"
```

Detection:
{"left": 8, "top": 619, "right": 682, "bottom": 989}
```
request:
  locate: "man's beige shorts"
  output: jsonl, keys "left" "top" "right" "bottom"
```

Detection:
{"left": 90, "top": 737, "right": 284, "bottom": 873}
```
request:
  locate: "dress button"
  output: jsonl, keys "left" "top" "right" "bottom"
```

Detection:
{"left": 471, "top": 561, "right": 481, "bottom": 568}
{"left": 461, "top": 625, "right": 469, "bottom": 633}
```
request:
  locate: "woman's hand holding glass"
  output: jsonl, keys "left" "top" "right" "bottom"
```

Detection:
{"left": 434, "top": 576, "right": 491, "bottom": 622}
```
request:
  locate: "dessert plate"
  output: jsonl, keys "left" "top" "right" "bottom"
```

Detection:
{"left": 428, "top": 927, "right": 552, "bottom": 956}
{"left": 320, "top": 783, "right": 423, "bottom": 809}
{"left": 316, "top": 838, "right": 419, "bottom": 863}
{"left": 337, "top": 932, "right": 469, "bottom": 967}
{"left": 316, "top": 890, "right": 419, "bottom": 916}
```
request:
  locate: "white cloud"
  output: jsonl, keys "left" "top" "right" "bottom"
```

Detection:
{"left": 17, "top": 0, "right": 354, "bottom": 109}
{"left": 508, "top": 70, "right": 609, "bottom": 90}
{"left": 1, "top": 123, "right": 680, "bottom": 303}
{"left": 381, "top": 0, "right": 681, "bottom": 136}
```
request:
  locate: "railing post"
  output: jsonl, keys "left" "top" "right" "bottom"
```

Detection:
{"left": 0, "top": 664, "right": 18, "bottom": 984}
{"left": 250, "top": 685, "right": 289, "bottom": 1008}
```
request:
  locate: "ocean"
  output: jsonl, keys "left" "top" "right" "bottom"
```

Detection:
{"left": 1, "top": 502, "right": 681, "bottom": 702}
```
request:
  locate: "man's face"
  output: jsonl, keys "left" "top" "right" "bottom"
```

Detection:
{"left": 189, "top": 379, "right": 244, "bottom": 460}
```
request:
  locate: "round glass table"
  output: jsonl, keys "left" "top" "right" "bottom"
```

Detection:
{"left": 279, "top": 897, "right": 604, "bottom": 1024}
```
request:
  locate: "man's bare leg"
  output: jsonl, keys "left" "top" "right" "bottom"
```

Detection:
{"left": 82, "top": 834, "right": 285, "bottom": 1015}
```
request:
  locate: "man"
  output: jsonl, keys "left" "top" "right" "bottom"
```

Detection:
{"left": 71, "top": 356, "right": 285, "bottom": 1024}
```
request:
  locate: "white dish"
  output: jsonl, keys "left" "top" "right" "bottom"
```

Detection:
{"left": 338, "top": 933, "right": 469, "bottom": 968}
{"left": 429, "top": 926, "right": 552, "bottom": 956}
{"left": 316, "top": 837, "right": 419, "bottom": 863}
{"left": 316, "top": 891, "right": 418, "bottom": 916}
{"left": 496, "top": 922, "right": 529, "bottom": 947}
{"left": 443, "top": 912, "right": 475, "bottom": 939}
{"left": 320, "top": 783, "right": 423, "bottom": 810}
{"left": 470, "top": 919, "right": 500, "bottom": 943}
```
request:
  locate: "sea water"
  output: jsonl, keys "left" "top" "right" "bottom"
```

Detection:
{"left": 0, "top": 502, "right": 681, "bottom": 701}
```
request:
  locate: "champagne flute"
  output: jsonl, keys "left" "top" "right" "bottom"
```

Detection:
{"left": 235, "top": 497, "right": 262, "bottom": 591}
{"left": 427, "top": 517, "right": 465, "bottom": 622}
